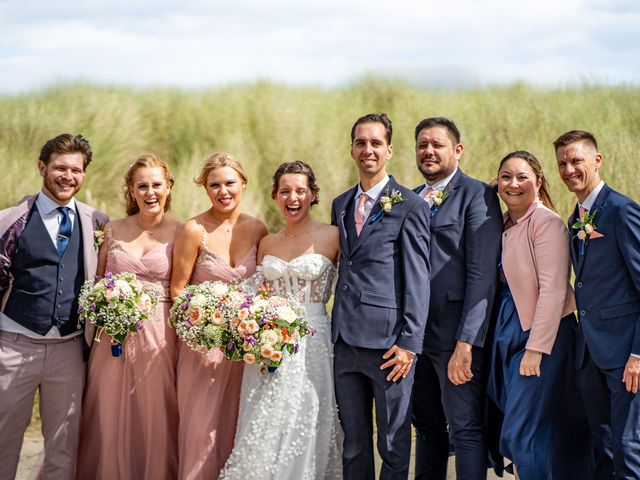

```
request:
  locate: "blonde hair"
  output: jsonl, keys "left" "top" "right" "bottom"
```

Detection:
{"left": 123, "top": 154, "right": 175, "bottom": 216}
{"left": 194, "top": 152, "right": 248, "bottom": 187}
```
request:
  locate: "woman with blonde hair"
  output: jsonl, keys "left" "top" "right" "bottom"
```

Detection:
{"left": 170, "top": 152, "right": 267, "bottom": 479}
{"left": 77, "top": 154, "right": 180, "bottom": 479}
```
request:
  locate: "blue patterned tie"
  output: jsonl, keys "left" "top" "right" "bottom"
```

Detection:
{"left": 56, "top": 207, "right": 72, "bottom": 256}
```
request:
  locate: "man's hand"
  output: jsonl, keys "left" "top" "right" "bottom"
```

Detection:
{"left": 622, "top": 355, "right": 640, "bottom": 393}
{"left": 519, "top": 349, "right": 542, "bottom": 377}
{"left": 448, "top": 341, "right": 473, "bottom": 385}
{"left": 380, "top": 345, "right": 415, "bottom": 382}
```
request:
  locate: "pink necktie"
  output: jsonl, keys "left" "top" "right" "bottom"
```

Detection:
{"left": 423, "top": 187, "right": 434, "bottom": 207}
{"left": 355, "top": 193, "right": 368, "bottom": 236}
{"left": 579, "top": 205, "right": 586, "bottom": 220}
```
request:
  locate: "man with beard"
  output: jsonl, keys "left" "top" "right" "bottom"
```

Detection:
{"left": 0, "top": 134, "right": 108, "bottom": 479}
{"left": 411, "top": 117, "right": 502, "bottom": 479}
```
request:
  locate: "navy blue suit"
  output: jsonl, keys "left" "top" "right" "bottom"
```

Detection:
{"left": 411, "top": 170, "right": 503, "bottom": 480}
{"left": 331, "top": 176, "right": 430, "bottom": 480}
{"left": 570, "top": 184, "right": 640, "bottom": 479}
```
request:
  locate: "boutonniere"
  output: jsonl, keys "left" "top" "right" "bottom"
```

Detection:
{"left": 430, "top": 186, "right": 453, "bottom": 218}
{"left": 369, "top": 188, "right": 405, "bottom": 223}
{"left": 572, "top": 210, "right": 604, "bottom": 254}
{"left": 93, "top": 222, "right": 105, "bottom": 251}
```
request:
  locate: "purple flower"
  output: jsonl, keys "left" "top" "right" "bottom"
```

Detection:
{"left": 104, "top": 271, "right": 113, "bottom": 279}
{"left": 183, "top": 320, "right": 192, "bottom": 327}
{"left": 106, "top": 279, "right": 116, "bottom": 289}
{"left": 90, "top": 303, "right": 97, "bottom": 311}
{"left": 181, "top": 302, "right": 189, "bottom": 311}
{"left": 227, "top": 342, "right": 235, "bottom": 351}
{"left": 185, "top": 292, "right": 194, "bottom": 299}
{"left": 244, "top": 336, "right": 256, "bottom": 345}
{"left": 135, "top": 323, "right": 142, "bottom": 332}
{"left": 294, "top": 343, "right": 299, "bottom": 354}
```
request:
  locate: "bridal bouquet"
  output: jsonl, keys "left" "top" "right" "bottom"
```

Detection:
{"left": 226, "top": 284, "right": 313, "bottom": 369}
{"left": 169, "top": 281, "right": 247, "bottom": 355}
{"left": 78, "top": 271, "right": 158, "bottom": 357}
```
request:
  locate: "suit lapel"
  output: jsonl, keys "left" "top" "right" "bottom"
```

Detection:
{"left": 76, "top": 201, "right": 97, "bottom": 280}
{"left": 337, "top": 186, "right": 358, "bottom": 257}
{"left": 572, "top": 185, "right": 610, "bottom": 278}
{"left": 568, "top": 204, "right": 581, "bottom": 275}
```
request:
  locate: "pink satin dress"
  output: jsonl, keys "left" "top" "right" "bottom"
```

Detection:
{"left": 77, "top": 239, "right": 179, "bottom": 480}
{"left": 176, "top": 239, "right": 257, "bottom": 480}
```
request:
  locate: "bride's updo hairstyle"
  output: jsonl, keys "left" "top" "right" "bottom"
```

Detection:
{"left": 270, "top": 160, "right": 320, "bottom": 206}
{"left": 194, "top": 152, "right": 248, "bottom": 187}
{"left": 123, "top": 153, "right": 175, "bottom": 216}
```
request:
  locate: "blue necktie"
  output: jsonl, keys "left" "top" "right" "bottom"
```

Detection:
{"left": 56, "top": 207, "right": 72, "bottom": 256}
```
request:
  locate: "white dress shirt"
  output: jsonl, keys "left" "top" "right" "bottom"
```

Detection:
{"left": 417, "top": 168, "right": 458, "bottom": 205}
{"left": 354, "top": 174, "right": 390, "bottom": 223}
{"left": 579, "top": 180, "right": 605, "bottom": 213}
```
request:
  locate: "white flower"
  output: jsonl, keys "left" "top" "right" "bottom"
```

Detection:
{"left": 577, "top": 230, "right": 587, "bottom": 240}
{"left": 114, "top": 279, "right": 133, "bottom": 295}
{"left": 137, "top": 293, "right": 153, "bottom": 315}
{"left": 585, "top": 224, "right": 594, "bottom": 234}
{"left": 211, "top": 282, "right": 229, "bottom": 296}
{"left": 379, "top": 196, "right": 390, "bottom": 204}
{"left": 190, "top": 294, "right": 207, "bottom": 307}
{"left": 260, "top": 329, "right": 280, "bottom": 345}
{"left": 105, "top": 286, "right": 120, "bottom": 301}
{"left": 276, "top": 305, "right": 297, "bottom": 324}
{"left": 250, "top": 298, "right": 269, "bottom": 313}
{"left": 383, "top": 202, "right": 392, "bottom": 212}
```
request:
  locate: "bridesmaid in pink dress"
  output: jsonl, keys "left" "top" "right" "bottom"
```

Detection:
{"left": 170, "top": 152, "right": 267, "bottom": 480}
{"left": 77, "top": 154, "right": 180, "bottom": 479}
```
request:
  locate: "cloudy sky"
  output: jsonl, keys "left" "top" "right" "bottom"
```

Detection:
{"left": 1, "top": 0, "right": 638, "bottom": 93}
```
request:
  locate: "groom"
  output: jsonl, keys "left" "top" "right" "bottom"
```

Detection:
{"left": 331, "top": 113, "right": 431, "bottom": 479}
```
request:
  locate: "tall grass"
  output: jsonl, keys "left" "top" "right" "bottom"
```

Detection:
{"left": 1, "top": 80, "right": 639, "bottom": 228}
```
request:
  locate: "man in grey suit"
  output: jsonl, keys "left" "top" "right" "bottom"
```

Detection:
{"left": 0, "top": 134, "right": 108, "bottom": 479}
{"left": 331, "top": 113, "right": 431, "bottom": 479}
{"left": 410, "top": 117, "right": 503, "bottom": 480}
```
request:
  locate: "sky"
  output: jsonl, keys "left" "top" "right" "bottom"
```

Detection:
{"left": 1, "top": 0, "right": 639, "bottom": 93}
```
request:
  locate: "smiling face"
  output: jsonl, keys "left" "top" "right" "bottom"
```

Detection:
{"left": 498, "top": 157, "right": 541, "bottom": 218}
{"left": 275, "top": 173, "right": 315, "bottom": 225}
{"left": 351, "top": 122, "right": 392, "bottom": 184}
{"left": 38, "top": 152, "right": 86, "bottom": 205}
{"left": 556, "top": 140, "right": 602, "bottom": 203}
{"left": 415, "top": 126, "right": 463, "bottom": 183}
{"left": 130, "top": 166, "right": 171, "bottom": 216}
{"left": 205, "top": 166, "right": 245, "bottom": 214}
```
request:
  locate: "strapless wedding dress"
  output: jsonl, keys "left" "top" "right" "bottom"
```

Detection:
{"left": 219, "top": 254, "right": 343, "bottom": 479}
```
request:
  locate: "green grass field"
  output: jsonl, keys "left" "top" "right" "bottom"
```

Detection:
{"left": 2, "top": 80, "right": 639, "bottom": 226}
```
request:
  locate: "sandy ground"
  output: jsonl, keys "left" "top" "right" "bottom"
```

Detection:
{"left": 17, "top": 410, "right": 511, "bottom": 480}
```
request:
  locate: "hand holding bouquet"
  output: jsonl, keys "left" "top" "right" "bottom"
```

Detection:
{"left": 169, "top": 281, "right": 246, "bottom": 355}
{"left": 78, "top": 271, "right": 158, "bottom": 357}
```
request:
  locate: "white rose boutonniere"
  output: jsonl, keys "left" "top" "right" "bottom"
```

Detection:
{"left": 93, "top": 222, "right": 105, "bottom": 251}
{"left": 370, "top": 188, "right": 405, "bottom": 223}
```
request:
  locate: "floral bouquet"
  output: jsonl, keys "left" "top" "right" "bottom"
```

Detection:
{"left": 226, "top": 284, "right": 314, "bottom": 370}
{"left": 78, "top": 271, "right": 158, "bottom": 357}
{"left": 169, "top": 281, "right": 247, "bottom": 355}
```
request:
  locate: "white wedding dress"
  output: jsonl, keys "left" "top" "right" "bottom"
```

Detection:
{"left": 219, "top": 254, "right": 343, "bottom": 480}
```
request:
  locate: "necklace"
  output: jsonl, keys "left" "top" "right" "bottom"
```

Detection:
{"left": 282, "top": 228, "right": 311, "bottom": 238}
{"left": 136, "top": 216, "right": 163, "bottom": 237}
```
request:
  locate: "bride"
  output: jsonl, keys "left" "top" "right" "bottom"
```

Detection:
{"left": 219, "top": 161, "right": 343, "bottom": 479}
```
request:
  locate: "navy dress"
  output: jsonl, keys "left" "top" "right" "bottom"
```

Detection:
{"left": 487, "top": 279, "right": 592, "bottom": 479}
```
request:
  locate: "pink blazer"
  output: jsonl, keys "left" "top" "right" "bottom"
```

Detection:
{"left": 501, "top": 201, "right": 576, "bottom": 354}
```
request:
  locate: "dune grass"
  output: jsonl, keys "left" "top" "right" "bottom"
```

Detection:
{"left": 1, "top": 80, "right": 639, "bottom": 227}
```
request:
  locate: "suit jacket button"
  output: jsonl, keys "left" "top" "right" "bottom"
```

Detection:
{"left": 580, "top": 309, "right": 586, "bottom": 316}
{"left": 342, "top": 285, "right": 348, "bottom": 291}
{"left": 576, "top": 282, "right": 583, "bottom": 288}
{"left": 347, "top": 261, "right": 352, "bottom": 266}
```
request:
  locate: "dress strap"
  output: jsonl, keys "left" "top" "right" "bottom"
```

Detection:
{"left": 200, "top": 225, "right": 208, "bottom": 248}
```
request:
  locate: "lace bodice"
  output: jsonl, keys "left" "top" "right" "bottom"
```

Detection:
{"left": 260, "top": 254, "right": 336, "bottom": 304}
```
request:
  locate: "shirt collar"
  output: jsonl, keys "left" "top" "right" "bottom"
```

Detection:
{"left": 37, "top": 191, "right": 76, "bottom": 215}
{"left": 580, "top": 181, "right": 605, "bottom": 211}
{"left": 356, "top": 174, "right": 390, "bottom": 200}
{"left": 425, "top": 167, "right": 458, "bottom": 192}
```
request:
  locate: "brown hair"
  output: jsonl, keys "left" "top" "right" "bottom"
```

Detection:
{"left": 350, "top": 113, "right": 393, "bottom": 144}
{"left": 553, "top": 130, "right": 598, "bottom": 152}
{"left": 414, "top": 117, "right": 461, "bottom": 144}
{"left": 123, "top": 154, "right": 175, "bottom": 216}
{"left": 194, "top": 152, "right": 248, "bottom": 187}
{"left": 39, "top": 133, "right": 93, "bottom": 169}
{"left": 271, "top": 161, "right": 320, "bottom": 206}
{"left": 498, "top": 150, "right": 555, "bottom": 211}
